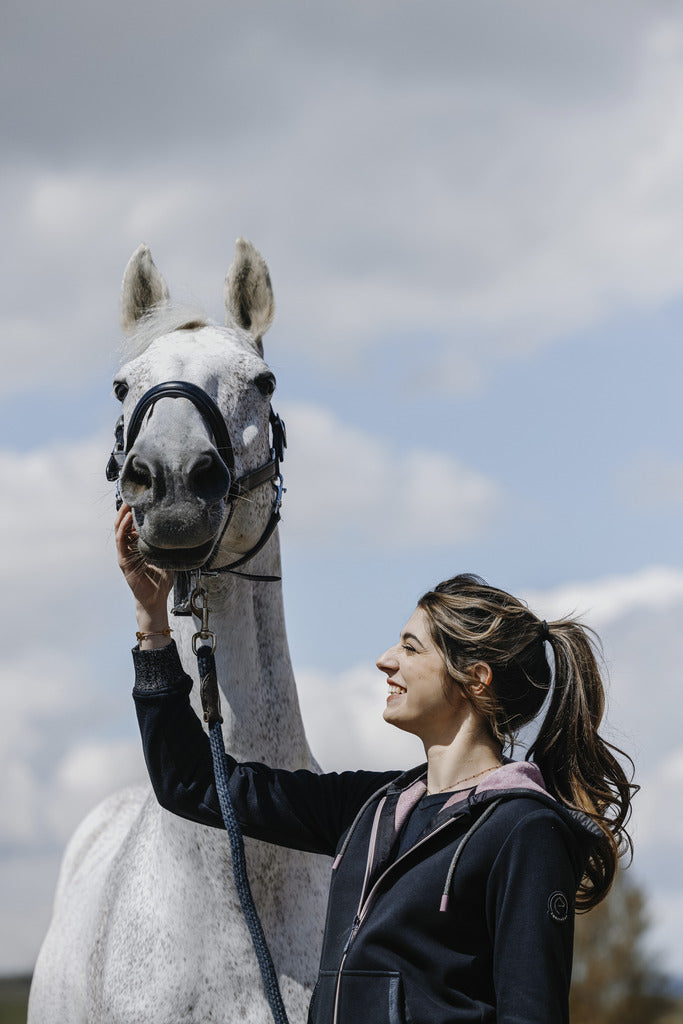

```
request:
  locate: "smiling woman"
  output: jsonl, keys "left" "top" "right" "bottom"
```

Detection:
{"left": 120, "top": 551, "right": 636, "bottom": 1024}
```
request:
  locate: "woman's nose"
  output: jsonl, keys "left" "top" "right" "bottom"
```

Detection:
{"left": 376, "top": 646, "right": 397, "bottom": 673}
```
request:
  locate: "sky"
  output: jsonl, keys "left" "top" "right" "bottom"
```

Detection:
{"left": 3, "top": 0, "right": 683, "bottom": 981}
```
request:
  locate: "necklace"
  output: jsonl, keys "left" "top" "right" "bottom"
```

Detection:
{"left": 427, "top": 762, "right": 502, "bottom": 796}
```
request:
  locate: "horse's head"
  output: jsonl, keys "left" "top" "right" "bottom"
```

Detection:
{"left": 112, "top": 240, "right": 281, "bottom": 571}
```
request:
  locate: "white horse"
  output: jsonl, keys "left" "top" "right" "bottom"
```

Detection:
{"left": 28, "top": 241, "right": 329, "bottom": 1023}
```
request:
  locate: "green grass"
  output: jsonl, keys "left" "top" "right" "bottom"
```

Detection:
{"left": 0, "top": 977, "right": 30, "bottom": 1024}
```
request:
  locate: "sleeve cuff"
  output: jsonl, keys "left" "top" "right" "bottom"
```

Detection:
{"left": 132, "top": 640, "right": 192, "bottom": 694}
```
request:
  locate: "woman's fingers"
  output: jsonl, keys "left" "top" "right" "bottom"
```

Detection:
{"left": 114, "top": 506, "right": 171, "bottom": 600}
{"left": 114, "top": 501, "right": 128, "bottom": 531}
{"left": 115, "top": 506, "right": 139, "bottom": 573}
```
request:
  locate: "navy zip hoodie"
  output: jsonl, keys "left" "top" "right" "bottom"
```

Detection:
{"left": 133, "top": 642, "right": 603, "bottom": 1024}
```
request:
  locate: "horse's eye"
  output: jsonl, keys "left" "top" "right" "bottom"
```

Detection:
{"left": 113, "top": 381, "right": 129, "bottom": 402}
{"left": 254, "top": 373, "right": 276, "bottom": 397}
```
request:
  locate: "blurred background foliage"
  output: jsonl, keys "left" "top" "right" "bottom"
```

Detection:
{"left": 571, "top": 872, "right": 681, "bottom": 1024}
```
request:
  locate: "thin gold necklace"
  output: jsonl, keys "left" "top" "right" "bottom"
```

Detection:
{"left": 427, "top": 762, "right": 502, "bottom": 796}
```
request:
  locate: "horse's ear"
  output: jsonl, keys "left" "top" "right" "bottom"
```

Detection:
{"left": 224, "top": 238, "right": 275, "bottom": 356}
{"left": 120, "top": 244, "right": 170, "bottom": 337}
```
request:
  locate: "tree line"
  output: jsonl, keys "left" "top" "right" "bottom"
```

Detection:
{"left": 570, "top": 872, "right": 680, "bottom": 1023}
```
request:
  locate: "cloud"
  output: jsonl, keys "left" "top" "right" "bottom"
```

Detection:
{"left": 0, "top": 650, "right": 146, "bottom": 853}
{"left": 297, "top": 663, "right": 420, "bottom": 772}
{"left": 523, "top": 565, "right": 683, "bottom": 628}
{"left": 635, "top": 747, "right": 683, "bottom": 851}
{"left": 281, "top": 402, "right": 501, "bottom": 549}
{"left": 6, "top": 4, "right": 683, "bottom": 393}
{"left": 0, "top": 434, "right": 122, "bottom": 643}
{"left": 46, "top": 739, "right": 146, "bottom": 845}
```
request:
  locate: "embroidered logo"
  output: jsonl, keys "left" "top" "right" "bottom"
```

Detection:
{"left": 548, "top": 891, "right": 570, "bottom": 923}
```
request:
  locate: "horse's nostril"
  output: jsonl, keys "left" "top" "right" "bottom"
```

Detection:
{"left": 120, "top": 454, "right": 158, "bottom": 507}
{"left": 126, "top": 455, "right": 153, "bottom": 491}
{"left": 188, "top": 451, "right": 230, "bottom": 502}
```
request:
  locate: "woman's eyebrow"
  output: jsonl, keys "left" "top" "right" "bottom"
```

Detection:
{"left": 401, "top": 631, "right": 426, "bottom": 650}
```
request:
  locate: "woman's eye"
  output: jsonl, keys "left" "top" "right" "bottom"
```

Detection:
{"left": 254, "top": 373, "right": 276, "bottom": 397}
{"left": 113, "top": 381, "right": 129, "bottom": 402}
{"left": 402, "top": 644, "right": 416, "bottom": 654}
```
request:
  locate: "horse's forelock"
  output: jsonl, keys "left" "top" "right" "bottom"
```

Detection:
{"left": 119, "top": 303, "right": 212, "bottom": 364}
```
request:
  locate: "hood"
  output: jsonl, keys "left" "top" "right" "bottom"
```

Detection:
{"left": 469, "top": 759, "right": 604, "bottom": 843}
{"left": 386, "top": 758, "right": 603, "bottom": 845}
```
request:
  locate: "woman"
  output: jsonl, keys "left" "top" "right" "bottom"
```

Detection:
{"left": 116, "top": 505, "right": 635, "bottom": 1024}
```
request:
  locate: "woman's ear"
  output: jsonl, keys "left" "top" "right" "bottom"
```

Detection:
{"left": 467, "top": 662, "right": 493, "bottom": 695}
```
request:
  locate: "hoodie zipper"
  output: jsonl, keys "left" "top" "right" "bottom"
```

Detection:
{"left": 331, "top": 797, "right": 386, "bottom": 1024}
{"left": 331, "top": 810, "right": 465, "bottom": 1024}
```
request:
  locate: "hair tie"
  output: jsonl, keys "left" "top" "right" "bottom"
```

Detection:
{"left": 540, "top": 619, "right": 550, "bottom": 642}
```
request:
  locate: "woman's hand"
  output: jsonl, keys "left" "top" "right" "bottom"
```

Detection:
{"left": 115, "top": 503, "right": 173, "bottom": 644}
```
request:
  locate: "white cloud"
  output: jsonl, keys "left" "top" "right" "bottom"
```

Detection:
{"left": 0, "top": 434, "right": 111, "bottom": 581}
{"left": 297, "top": 663, "right": 420, "bottom": 772}
{"left": 5, "top": 6, "right": 683, "bottom": 392}
{"left": 0, "top": 651, "right": 146, "bottom": 852}
{"left": 635, "top": 748, "right": 683, "bottom": 850}
{"left": 47, "top": 739, "right": 146, "bottom": 845}
{"left": 281, "top": 402, "right": 500, "bottom": 548}
{"left": 523, "top": 565, "right": 683, "bottom": 628}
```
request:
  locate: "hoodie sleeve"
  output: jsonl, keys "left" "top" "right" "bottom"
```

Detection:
{"left": 132, "top": 641, "right": 397, "bottom": 857}
{"left": 485, "top": 806, "right": 581, "bottom": 1024}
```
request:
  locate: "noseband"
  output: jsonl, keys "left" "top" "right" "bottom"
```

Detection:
{"left": 105, "top": 379, "right": 287, "bottom": 592}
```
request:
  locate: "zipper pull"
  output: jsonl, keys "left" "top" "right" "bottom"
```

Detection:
{"left": 343, "top": 915, "right": 361, "bottom": 954}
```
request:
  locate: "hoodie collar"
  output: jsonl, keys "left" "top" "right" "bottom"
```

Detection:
{"left": 385, "top": 757, "right": 549, "bottom": 801}
{"left": 386, "top": 758, "right": 602, "bottom": 842}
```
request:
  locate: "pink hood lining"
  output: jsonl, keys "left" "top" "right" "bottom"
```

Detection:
{"left": 460, "top": 759, "right": 550, "bottom": 800}
{"left": 394, "top": 760, "right": 552, "bottom": 832}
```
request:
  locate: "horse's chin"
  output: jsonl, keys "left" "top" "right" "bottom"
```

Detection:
{"left": 137, "top": 536, "right": 218, "bottom": 571}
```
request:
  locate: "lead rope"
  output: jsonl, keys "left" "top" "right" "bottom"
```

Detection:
{"left": 191, "top": 579, "right": 291, "bottom": 1024}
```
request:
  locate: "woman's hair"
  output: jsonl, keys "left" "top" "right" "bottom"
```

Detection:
{"left": 418, "top": 573, "right": 636, "bottom": 911}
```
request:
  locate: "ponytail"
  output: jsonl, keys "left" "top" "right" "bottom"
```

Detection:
{"left": 418, "top": 573, "right": 637, "bottom": 910}
{"left": 528, "top": 620, "right": 636, "bottom": 910}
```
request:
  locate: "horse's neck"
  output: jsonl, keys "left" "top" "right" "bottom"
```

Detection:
{"left": 174, "top": 534, "right": 311, "bottom": 769}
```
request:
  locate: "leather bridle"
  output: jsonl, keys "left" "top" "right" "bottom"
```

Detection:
{"left": 105, "top": 379, "right": 287, "bottom": 590}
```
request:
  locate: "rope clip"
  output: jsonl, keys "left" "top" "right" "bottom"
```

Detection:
{"left": 190, "top": 572, "right": 217, "bottom": 654}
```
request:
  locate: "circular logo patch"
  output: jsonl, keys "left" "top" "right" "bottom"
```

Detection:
{"left": 548, "top": 891, "right": 570, "bottom": 923}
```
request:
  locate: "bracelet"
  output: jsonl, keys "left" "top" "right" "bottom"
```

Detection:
{"left": 136, "top": 627, "right": 173, "bottom": 642}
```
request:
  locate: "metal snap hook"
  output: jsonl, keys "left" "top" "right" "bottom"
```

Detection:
{"left": 190, "top": 575, "right": 216, "bottom": 654}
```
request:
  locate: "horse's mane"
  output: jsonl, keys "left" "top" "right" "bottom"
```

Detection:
{"left": 120, "top": 303, "right": 212, "bottom": 364}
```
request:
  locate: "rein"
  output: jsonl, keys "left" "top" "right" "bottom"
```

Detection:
{"left": 106, "top": 379, "right": 292, "bottom": 1024}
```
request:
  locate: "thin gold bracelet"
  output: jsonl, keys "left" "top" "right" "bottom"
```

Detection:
{"left": 136, "top": 627, "right": 173, "bottom": 642}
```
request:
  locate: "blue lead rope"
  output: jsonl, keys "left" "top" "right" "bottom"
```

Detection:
{"left": 198, "top": 644, "right": 290, "bottom": 1024}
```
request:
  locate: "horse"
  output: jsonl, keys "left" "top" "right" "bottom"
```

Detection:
{"left": 28, "top": 240, "right": 330, "bottom": 1023}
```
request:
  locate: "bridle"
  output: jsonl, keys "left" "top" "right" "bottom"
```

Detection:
{"left": 105, "top": 379, "right": 287, "bottom": 595}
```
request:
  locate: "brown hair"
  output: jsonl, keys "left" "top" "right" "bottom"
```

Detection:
{"left": 418, "top": 573, "right": 636, "bottom": 910}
